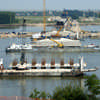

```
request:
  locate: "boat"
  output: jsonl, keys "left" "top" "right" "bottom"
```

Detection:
{"left": 6, "top": 37, "right": 82, "bottom": 52}
{"left": 6, "top": 43, "right": 100, "bottom": 53}
{"left": 6, "top": 43, "right": 33, "bottom": 52}
{"left": 84, "top": 44, "right": 100, "bottom": 50}
{"left": 0, "top": 57, "right": 98, "bottom": 77}
{"left": 94, "top": 46, "right": 100, "bottom": 50}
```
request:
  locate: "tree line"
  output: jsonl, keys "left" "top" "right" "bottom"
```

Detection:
{"left": 0, "top": 12, "right": 18, "bottom": 24}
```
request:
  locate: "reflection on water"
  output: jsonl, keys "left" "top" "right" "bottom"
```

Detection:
{"left": 0, "top": 25, "right": 100, "bottom": 32}
{"left": 0, "top": 26, "right": 53, "bottom": 32}
{"left": 0, "top": 77, "right": 85, "bottom": 96}
{"left": 80, "top": 25, "right": 100, "bottom": 32}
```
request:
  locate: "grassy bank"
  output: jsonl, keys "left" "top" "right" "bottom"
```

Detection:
{"left": 15, "top": 16, "right": 55, "bottom": 24}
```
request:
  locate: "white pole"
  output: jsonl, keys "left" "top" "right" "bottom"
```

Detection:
{"left": 0, "top": 58, "right": 3, "bottom": 65}
{"left": 16, "top": 96, "right": 17, "bottom": 100}
{"left": 80, "top": 56, "right": 84, "bottom": 71}
{"left": 77, "top": 32, "right": 79, "bottom": 39}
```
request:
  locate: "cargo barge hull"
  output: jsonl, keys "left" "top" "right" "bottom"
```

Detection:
{"left": 0, "top": 69, "right": 83, "bottom": 77}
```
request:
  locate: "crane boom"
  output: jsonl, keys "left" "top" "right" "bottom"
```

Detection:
{"left": 55, "top": 17, "right": 71, "bottom": 37}
{"left": 55, "top": 26, "right": 63, "bottom": 37}
{"left": 50, "top": 38, "right": 64, "bottom": 48}
{"left": 43, "top": 0, "right": 46, "bottom": 32}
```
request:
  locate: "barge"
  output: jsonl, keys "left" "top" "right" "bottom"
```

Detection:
{"left": 0, "top": 57, "right": 97, "bottom": 77}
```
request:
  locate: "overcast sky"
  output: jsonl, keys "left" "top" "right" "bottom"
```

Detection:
{"left": 0, "top": 0, "right": 100, "bottom": 11}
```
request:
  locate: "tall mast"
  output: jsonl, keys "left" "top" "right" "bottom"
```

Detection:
{"left": 43, "top": 0, "right": 46, "bottom": 32}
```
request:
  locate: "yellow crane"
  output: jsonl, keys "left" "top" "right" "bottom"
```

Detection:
{"left": 49, "top": 17, "right": 72, "bottom": 48}
{"left": 55, "top": 17, "right": 72, "bottom": 37}
{"left": 33, "top": 0, "right": 64, "bottom": 48}
{"left": 33, "top": 0, "right": 46, "bottom": 41}
{"left": 55, "top": 26, "right": 63, "bottom": 37}
{"left": 50, "top": 38, "right": 64, "bottom": 48}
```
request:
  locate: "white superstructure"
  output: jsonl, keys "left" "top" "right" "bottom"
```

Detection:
{"left": 32, "top": 38, "right": 81, "bottom": 47}
{"left": 6, "top": 43, "right": 32, "bottom": 52}
{"left": 8, "top": 56, "right": 97, "bottom": 73}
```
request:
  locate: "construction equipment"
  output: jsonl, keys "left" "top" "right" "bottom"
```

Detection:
{"left": 50, "top": 38, "right": 64, "bottom": 48}
{"left": 55, "top": 17, "right": 72, "bottom": 37}
{"left": 55, "top": 26, "right": 63, "bottom": 37}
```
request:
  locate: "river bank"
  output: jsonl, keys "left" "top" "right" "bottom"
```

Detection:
{"left": 0, "top": 24, "right": 100, "bottom": 39}
{"left": 1, "top": 22, "right": 100, "bottom": 28}
{"left": 0, "top": 31, "right": 100, "bottom": 39}
{"left": 0, "top": 23, "right": 55, "bottom": 28}
{"left": 79, "top": 23, "right": 100, "bottom": 26}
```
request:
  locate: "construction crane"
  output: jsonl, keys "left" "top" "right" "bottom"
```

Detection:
{"left": 55, "top": 17, "right": 72, "bottom": 37}
{"left": 43, "top": 0, "right": 46, "bottom": 32}
{"left": 43, "top": 0, "right": 63, "bottom": 48}
{"left": 32, "top": 0, "right": 64, "bottom": 48}
{"left": 32, "top": 0, "right": 46, "bottom": 41}
{"left": 55, "top": 26, "right": 63, "bottom": 37}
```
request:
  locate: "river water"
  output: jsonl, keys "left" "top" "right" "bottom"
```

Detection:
{"left": 80, "top": 25, "right": 100, "bottom": 32}
{"left": 0, "top": 26, "right": 100, "bottom": 97}
{"left": 0, "top": 26, "right": 53, "bottom": 32}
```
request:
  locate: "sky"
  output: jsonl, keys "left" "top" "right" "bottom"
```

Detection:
{"left": 0, "top": 0, "right": 100, "bottom": 11}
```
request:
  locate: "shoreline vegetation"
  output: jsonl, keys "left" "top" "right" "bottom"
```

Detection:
{"left": 29, "top": 74, "right": 100, "bottom": 100}
{"left": 1, "top": 15, "right": 100, "bottom": 27}
{"left": 1, "top": 22, "right": 100, "bottom": 27}
{"left": 1, "top": 16, "right": 100, "bottom": 38}
{"left": 0, "top": 23, "right": 55, "bottom": 28}
{"left": 1, "top": 28, "right": 100, "bottom": 38}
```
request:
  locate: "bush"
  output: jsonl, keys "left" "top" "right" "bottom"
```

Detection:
{"left": 30, "top": 74, "right": 100, "bottom": 100}
{"left": 30, "top": 85, "right": 89, "bottom": 100}
{"left": 52, "top": 85, "right": 89, "bottom": 100}
{"left": 85, "top": 74, "right": 100, "bottom": 97}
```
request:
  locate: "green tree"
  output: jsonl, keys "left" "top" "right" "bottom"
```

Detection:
{"left": 0, "top": 11, "right": 17, "bottom": 24}
{"left": 29, "top": 74, "right": 100, "bottom": 100}
{"left": 52, "top": 85, "right": 89, "bottom": 100}
{"left": 85, "top": 74, "right": 100, "bottom": 97}
{"left": 39, "top": 91, "right": 47, "bottom": 99}
{"left": 29, "top": 88, "right": 40, "bottom": 99}
{"left": 29, "top": 88, "right": 50, "bottom": 100}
